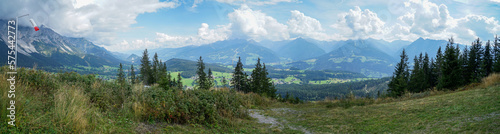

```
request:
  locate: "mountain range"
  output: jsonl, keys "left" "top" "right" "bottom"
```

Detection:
{"left": 0, "top": 21, "right": 457, "bottom": 78}
{"left": 0, "top": 20, "right": 123, "bottom": 68}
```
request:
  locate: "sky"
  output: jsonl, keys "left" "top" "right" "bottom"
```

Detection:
{"left": 1, "top": 0, "right": 499, "bottom": 52}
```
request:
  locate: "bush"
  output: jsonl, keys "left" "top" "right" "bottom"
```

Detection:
{"left": 130, "top": 87, "right": 269, "bottom": 126}
{"left": 480, "top": 73, "right": 500, "bottom": 88}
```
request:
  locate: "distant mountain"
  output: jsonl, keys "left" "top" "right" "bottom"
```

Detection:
{"left": 289, "top": 39, "right": 396, "bottom": 77}
{"left": 276, "top": 38, "right": 326, "bottom": 61}
{"left": 155, "top": 39, "right": 280, "bottom": 65}
{"left": 399, "top": 37, "right": 449, "bottom": 61}
{"left": 364, "top": 38, "right": 411, "bottom": 57}
{"left": 0, "top": 20, "right": 123, "bottom": 67}
{"left": 127, "top": 54, "right": 140, "bottom": 64}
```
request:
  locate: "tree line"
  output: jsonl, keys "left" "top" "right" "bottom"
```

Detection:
{"left": 117, "top": 49, "right": 183, "bottom": 90}
{"left": 117, "top": 49, "right": 277, "bottom": 99}
{"left": 389, "top": 35, "right": 500, "bottom": 97}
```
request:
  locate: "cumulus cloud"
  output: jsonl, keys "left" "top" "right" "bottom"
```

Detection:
{"left": 399, "top": 0, "right": 453, "bottom": 35}
{"left": 331, "top": 6, "right": 387, "bottom": 39}
{"left": 394, "top": 0, "right": 500, "bottom": 43}
{"left": 228, "top": 5, "right": 289, "bottom": 41}
{"left": 216, "top": 0, "right": 300, "bottom": 6}
{"left": 0, "top": 0, "right": 179, "bottom": 44}
{"left": 155, "top": 23, "right": 230, "bottom": 48}
{"left": 103, "top": 39, "right": 159, "bottom": 52}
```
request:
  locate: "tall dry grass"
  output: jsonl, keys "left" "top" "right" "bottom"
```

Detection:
{"left": 53, "top": 84, "right": 103, "bottom": 133}
{"left": 480, "top": 73, "right": 500, "bottom": 88}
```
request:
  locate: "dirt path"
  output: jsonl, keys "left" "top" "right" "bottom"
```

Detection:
{"left": 248, "top": 109, "right": 312, "bottom": 134}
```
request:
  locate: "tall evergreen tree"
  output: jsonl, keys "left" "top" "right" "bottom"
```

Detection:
{"left": 422, "top": 53, "right": 431, "bottom": 90}
{"left": 493, "top": 35, "right": 500, "bottom": 72}
{"left": 468, "top": 38, "right": 483, "bottom": 83}
{"left": 409, "top": 55, "right": 422, "bottom": 92}
{"left": 433, "top": 47, "right": 444, "bottom": 87}
{"left": 262, "top": 63, "right": 276, "bottom": 98}
{"left": 251, "top": 58, "right": 263, "bottom": 94}
{"left": 461, "top": 46, "right": 471, "bottom": 84}
{"left": 483, "top": 40, "right": 493, "bottom": 77}
{"left": 196, "top": 56, "right": 209, "bottom": 90}
{"left": 437, "top": 37, "right": 461, "bottom": 90}
{"left": 388, "top": 49, "right": 410, "bottom": 97}
{"left": 177, "top": 73, "right": 183, "bottom": 90}
{"left": 207, "top": 68, "right": 215, "bottom": 89}
{"left": 130, "top": 64, "right": 136, "bottom": 84}
{"left": 231, "top": 57, "right": 247, "bottom": 92}
{"left": 140, "top": 49, "right": 152, "bottom": 85}
{"left": 117, "top": 63, "right": 126, "bottom": 85}
{"left": 152, "top": 53, "right": 160, "bottom": 84}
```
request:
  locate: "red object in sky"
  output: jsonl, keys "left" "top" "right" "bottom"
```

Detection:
{"left": 29, "top": 19, "right": 39, "bottom": 31}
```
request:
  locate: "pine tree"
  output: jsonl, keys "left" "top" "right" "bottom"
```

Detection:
{"left": 207, "top": 68, "right": 215, "bottom": 89}
{"left": 130, "top": 64, "right": 136, "bottom": 84}
{"left": 263, "top": 63, "right": 276, "bottom": 98}
{"left": 437, "top": 37, "right": 461, "bottom": 90}
{"left": 251, "top": 58, "right": 263, "bottom": 94}
{"left": 388, "top": 49, "right": 410, "bottom": 97}
{"left": 177, "top": 73, "right": 183, "bottom": 90}
{"left": 152, "top": 53, "right": 160, "bottom": 84}
{"left": 140, "top": 49, "right": 152, "bottom": 85}
{"left": 117, "top": 63, "right": 126, "bottom": 85}
{"left": 409, "top": 55, "right": 421, "bottom": 92}
{"left": 422, "top": 53, "right": 431, "bottom": 90}
{"left": 429, "top": 58, "right": 438, "bottom": 88}
{"left": 196, "top": 56, "right": 208, "bottom": 90}
{"left": 483, "top": 40, "right": 493, "bottom": 77}
{"left": 461, "top": 46, "right": 471, "bottom": 85}
{"left": 468, "top": 38, "right": 483, "bottom": 83}
{"left": 231, "top": 57, "right": 246, "bottom": 92}
{"left": 431, "top": 47, "right": 444, "bottom": 88}
{"left": 493, "top": 35, "right": 500, "bottom": 72}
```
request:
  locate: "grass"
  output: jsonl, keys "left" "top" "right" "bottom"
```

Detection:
{"left": 2, "top": 67, "right": 499, "bottom": 133}
{"left": 259, "top": 82, "right": 500, "bottom": 133}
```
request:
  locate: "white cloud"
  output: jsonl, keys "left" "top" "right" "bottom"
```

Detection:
{"left": 216, "top": 0, "right": 300, "bottom": 6}
{"left": 331, "top": 6, "right": 387, "bottom": 39}
{"left": 287, "top": 10, "right": 323, "bottom": 37}
{"left": 154, "top": 23, "right": 230, "bottom": 48}
{"left": 0, "top": 0, "right": 179, "bottom": 45}
{"left": 104, "top": 39, "right": 159, "bottom": 52}
{"left": 399, "top": 0, "right": 454, "bottom": 35}
{"left": 228, "top": 5, "right": 289, "bottom": 41}
{"left": 393, "top": 0, "right": 500, "bottom": 43}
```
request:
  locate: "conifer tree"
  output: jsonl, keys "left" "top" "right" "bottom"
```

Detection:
{"left": 152, "top": 53, "right": 160, "bottom": 84}
{"left": 208, "top": 68, "right": 215, "bottom": 89}
{"left": 177, "top": 73, "right": 183, "bottom": 90}
{"left": 483, "top": 40, "right": 493, "bottom": 76}
{"left": 196, "top": 56, "right": 208, "bottom": 90}
{"left": 231, "top": 57, "right": 247, "bottom": 92}
{"left": 437, "top": 38, "right": 461, "bottom": 90}
{"left": 117, "top": 63, "right": 126, "bottom": 85}
{"left": 263, "top": 63, "right": 276, "bottom": 98}
{"left": 251, "top": 58, "right": 263, "bottom": 93}
{"left": 130, "top": 64, "right": 136, "bottom": 84}
{"left": 140, "top": 49, "right": 152, "bottom": 85}
{"left": 493, "top": 35, "right": 500, "bottom": 72}
{"left": 461, "top": 46, "right": 471, "bottom": 84}
{"left": 422, "top": 53, "right": 431, "bottom": 90}
{"left": 409, "top": 55, "right": 422, "bottom": 92}
{"left": 388, "top": 49, "right": 410, "bottom": 97}
{"left": 468, "top": 38, "right": 483, "bottom": 83}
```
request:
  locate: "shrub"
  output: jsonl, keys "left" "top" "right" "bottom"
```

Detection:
{"left": 480, "top": 73, "right": 500, "bottom": 88}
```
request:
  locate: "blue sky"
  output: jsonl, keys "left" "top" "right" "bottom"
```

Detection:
{"left": 1, "top": 0, "right": 499, "bottom": 52}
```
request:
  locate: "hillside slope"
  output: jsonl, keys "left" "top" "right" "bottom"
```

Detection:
{"left": 256, "top": 85, "right": 500, "bottom": 133}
